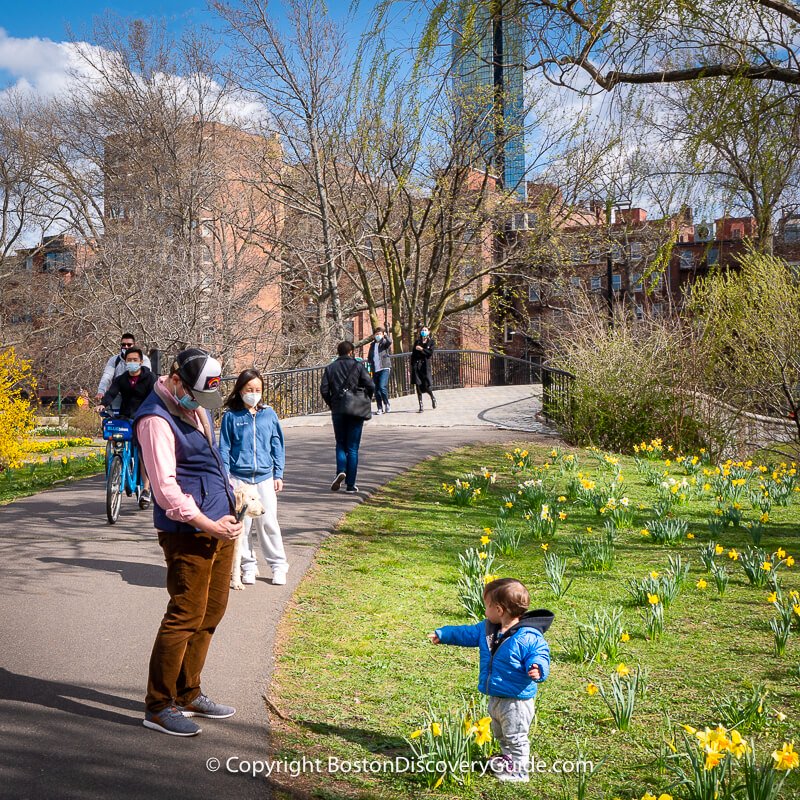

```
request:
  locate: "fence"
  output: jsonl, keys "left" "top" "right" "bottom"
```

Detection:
{"left": 221, "top": 350, "right": 575, "bottom": 426}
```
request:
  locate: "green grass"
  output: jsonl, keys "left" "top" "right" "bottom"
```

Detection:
{"left": 0, "top": 450, "right": 105, "bottom": 504}
{"left": 270, "top": 442, "right": 800, "bottom": 800}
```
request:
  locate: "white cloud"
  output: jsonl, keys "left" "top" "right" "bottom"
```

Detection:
{"left": 0, "top": 28, "right": 85, "bottom": 97}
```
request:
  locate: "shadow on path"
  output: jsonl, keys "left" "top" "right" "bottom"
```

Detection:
{"left": 37, "top": 557, "right": 166, "bottom": 588}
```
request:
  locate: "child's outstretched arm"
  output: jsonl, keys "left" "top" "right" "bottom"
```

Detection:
{"left": 429, "top": 620, "right": 483, "bottom": 647}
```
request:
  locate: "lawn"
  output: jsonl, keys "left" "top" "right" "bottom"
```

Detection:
{"left": 269, "top": 441, "right": 800, "bottom": 800}
{"left": 0, "top": 440, "right": 105, "bottom": 504}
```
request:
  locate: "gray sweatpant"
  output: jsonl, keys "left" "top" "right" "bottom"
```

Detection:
{"left": 488, "top": 696, "right": 536, "bottom": 775}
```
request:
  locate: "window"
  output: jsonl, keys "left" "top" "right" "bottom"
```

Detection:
{"left": 43, "top": 251, "right": 74, "bottom": 273}
{"left": 587, "top": 250, "right": 602, "bottom": 264}
{"left": 611, "top": 242, "right": 625, "bottom": 262}
{"left": 570, "top": 276, "right": 582, "bottom": 289}
{"left": 784, "top": 220, "right": 800, "bottom": 242}
{"left": 732, "top": 227, "right": 742, "bottom": 239}
{"left": 653, "top": 302, "right": 664, "bottom": 317}
{"left": 629, "top": 242, "right": 643, "bottom": 260}
{"left": 612, "top": 273, "right": 622, "bottom": 291}
{"left": 707, "top": 248, "right": 719, "bottom": 266}
{"left": 528, "top": 284, "right": 541, "bottom": 303}
{"left": 632, "top": 273, "right": 643, "bottom": 292}
{"left": 23, "top": 256, "right": 33, "bottom": 272}
{"left": 634, "top": 304, "right": 644, "bottom": 320}
{"left": 679, "top": 250, "right": 694, "bottom": 270}
{"left": 590, "top": 275, "right": 602, "bottom": 292}
{"left": 504, "top": 323, "right": 514, "bottom": 343}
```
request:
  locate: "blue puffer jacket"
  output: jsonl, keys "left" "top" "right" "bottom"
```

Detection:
{"left": 436, "top": 610, "right": 554, "bottom": 699}
{"left": 218, "top": 406, "right": 285, "bottom": 483}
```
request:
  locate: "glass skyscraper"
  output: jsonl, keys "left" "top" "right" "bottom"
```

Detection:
{"left": 452, "top": 4, "right": 526, "bottom": 200}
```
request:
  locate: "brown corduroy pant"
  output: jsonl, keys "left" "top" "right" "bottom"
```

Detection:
{"left": 145, "top": 530, "right": 234, "bottom": 713}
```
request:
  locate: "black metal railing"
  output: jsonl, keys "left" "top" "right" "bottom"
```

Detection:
{"left": 221, "top": 350, "right": 575, "bottom": 427}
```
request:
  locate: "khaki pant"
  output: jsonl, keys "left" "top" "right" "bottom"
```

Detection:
{"left": 145, "top": 530, "right": 234, "bottom": 713}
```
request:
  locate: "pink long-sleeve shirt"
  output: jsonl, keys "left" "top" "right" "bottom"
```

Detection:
{"left": 136, "top": 376, "right": 217, "bottom": 524}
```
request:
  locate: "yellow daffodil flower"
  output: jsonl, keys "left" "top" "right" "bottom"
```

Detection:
{"left": 715, "top": 544, "right": 724, "bottom": 555}
{"left": 647, "top": 593, "right": 660, "bottom": 606}
{"left": 687, "top": 532, "right": 695, "bottom": 539}
{"left": 772, "top": 742, "right": 799, "bottom": 771}
{"left": 650, "top": 571, "right": 660, "bottom": 580}
{"left": 480, "top": 535, "right": 490, "bottom": 545}
{"left": 616, "top": 663, "right": 631, "bottom": 677}
{"left": 620, "top": 632, "right": 630, "bottom": 642}
{"left": 728, "top": 549, "right": 739, "bottom": 561}
{"left": 409, "top": 729, "right": 423, "bottom": 739}
{"left": 786, "top": 556, "right": 795, "bottom": 567}
{"left": 777, "top": 548, "right": 787, "bottom": 559}
{"left": 762, "top": 561, "right": 772, "bottom": 571}
{"left": 696, "top": 579, "right": 707, "bottom": 589}
{"left": 431, "top": 722, "right": 442, "bottom": 737}
{"left": 586, "top": 682, "right": 599, "bottom": 695}
{"left": 768, "top": 592, "right": 778, "bottom": 604}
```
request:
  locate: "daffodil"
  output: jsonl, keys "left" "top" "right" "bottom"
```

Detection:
{"left": 762, "top": 561, "right": 772, "bottom": 571}
{"left": 650, "top": 570, "right": 660, "bottom": 580}
{"left": 715, "top": 544, "right": 724, "bottom": 555}
{"left": 480, "top": 535, "right": 491, "bottom": 545}
{"left": 647, "top": 593, "right": 660, "bottom": 606}
{"left": 696, "top": 578, "right": 707, "bottom": 589}
{"left": 772, "top": 741, "right": 799, "bottom": 771}
{"left": 478, "top": 552, "right": 488, "bottom": 560}
{"left": 616, "top": 663, "right": 631, "bottom": 677}
{"left": 704, "top": 746, "right": 726, "bottom": 770}
{"left": 620, "top": 632, "right": 630, "bottom": 642}
{"left": 786, "top": 556, "right": 795, "bottom": 567}
{"left": 557, "top": 495, "right": 567, "bottom": 502}
{"left": 687, "top": 532, "right": 695, "bottom": 539}
{"left": 409, "top": 729, "right": 423, "bottom": 739}
{"left": 431, "top": 722, "right": 442, "bottom": 737}
{"left": 472, "top": 716, "right": 492, "bottom": 745}
{"left": 768, "top": 591, "right": 778, "bottom": 604}
{"left": 559, "top": 511, "right": 567, "bottom": 521}
{"left": 586, "top": 682, "right": 599, "bottom": 695}
{"left": 775, "top": 547, "right": 786, "bottom": 559}
{"left": 728, "top": 549, "right": 739, "bottom": 561}
{"left": 541, "top": 543, "right": 549, "bottom": 551}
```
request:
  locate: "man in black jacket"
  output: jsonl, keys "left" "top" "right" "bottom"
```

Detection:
{"left": 320, "top": 341, "right": 374, "bottom": 493}
{"left": 97, "top": 347, "right": 157, "bottom": 503}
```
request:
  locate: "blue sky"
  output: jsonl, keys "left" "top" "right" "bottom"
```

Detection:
{"left": 0, "top": 0, "right": 368, "bottom": 90}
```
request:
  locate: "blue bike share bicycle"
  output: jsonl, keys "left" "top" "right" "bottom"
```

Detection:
{"left": 101, "top": 410, "right": 148, "bottom": 524}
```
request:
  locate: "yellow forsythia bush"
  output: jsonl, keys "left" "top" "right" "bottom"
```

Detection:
{"left": 0, "top": 348, "right": 37, "bottom": 470}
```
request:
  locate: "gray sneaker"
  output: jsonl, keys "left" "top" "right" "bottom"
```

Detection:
{"left": 331, "top": 472, "right": 346, "bottom": 492}
{"left": 143, "top": 705, "right": 201, "bottom": 737}
{"left": 177, "top": 693, "right": 236, "bottom": 719}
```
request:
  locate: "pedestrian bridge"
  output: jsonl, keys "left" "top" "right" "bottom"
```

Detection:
{"left": 225, "top": 349, "right": 574, "bottom": 434}
{"left": 281, "top": 383, "right": 553, "bottom": 434}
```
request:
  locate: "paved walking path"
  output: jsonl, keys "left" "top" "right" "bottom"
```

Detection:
{"left": 0, "top": 388, "right": 557, "bottom": 800}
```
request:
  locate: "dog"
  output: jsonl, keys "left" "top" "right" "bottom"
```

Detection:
{"left": 231, "top": 485, "right": 266, "bottom": 590}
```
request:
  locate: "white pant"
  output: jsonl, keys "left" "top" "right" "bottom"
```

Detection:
{"left": 231, "top": 477, "right": 288, "bottom": 576}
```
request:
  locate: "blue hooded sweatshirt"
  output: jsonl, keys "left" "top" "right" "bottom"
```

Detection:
{"left": 435, "top": 609, "right": 553, "bottom": 700}
{"left": 218, "top": 406, "right": 285, "bottom": 483}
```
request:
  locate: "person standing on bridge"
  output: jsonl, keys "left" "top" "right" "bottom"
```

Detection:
{"left": 367, "top": 327, "right": 393, "bottom": 414}
{"left": 321, "top": 341, "right": 374, "bottom": 493}
{"left": 410, "top": 325, "right": 436, "bottom": 413}
{"left": 134, "top": 348, "right": 242, "bottom": 737}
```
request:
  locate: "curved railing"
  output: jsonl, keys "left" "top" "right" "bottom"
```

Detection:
{"left": 222, "top": 350, "right": 575, "bottom": 425}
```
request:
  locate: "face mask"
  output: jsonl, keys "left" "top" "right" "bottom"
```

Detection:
{"left": 374, "top": 334, "right": 383, "bottom": 341}
{"left": 173, "top": 383, "right": 200, "bottom": 410}
{"left": 241, "top": 392, "right": 261, "bottom": 408}
{"left": 126, "top": 362, "right": 141, "bottom": 373}
{"left": 421, "top": 330, "right": 429, "bottom": 338}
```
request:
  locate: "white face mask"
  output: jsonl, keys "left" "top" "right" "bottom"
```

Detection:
{"left": 241, "top": 392, "right": 261, "bottom": 408}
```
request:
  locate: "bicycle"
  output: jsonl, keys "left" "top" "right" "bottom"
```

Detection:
{"left": 101, "top": 410, "right": 148, "bottom": 524}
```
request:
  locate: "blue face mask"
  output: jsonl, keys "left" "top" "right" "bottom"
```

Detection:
{"left": 421, "top": 330, "right": 429, "bottom": 338}
{"left": 126, "top": 362, "right": 141, "bottom": 373}
{"left": 174, "top": 385, "right": 201, "bottom": 410}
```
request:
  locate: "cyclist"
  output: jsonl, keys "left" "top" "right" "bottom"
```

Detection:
{"left": 96, "top": 347, "right": 156, "bottom": 505}
{"left": 95, "top": 332, "right": 151, "bottom": 403}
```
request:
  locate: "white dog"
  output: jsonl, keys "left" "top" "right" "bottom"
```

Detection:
{"left": 231, "top": 485, "right": 266, "bottom": 590}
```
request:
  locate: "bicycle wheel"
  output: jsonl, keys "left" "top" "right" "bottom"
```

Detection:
{"left": 106, "top": 455, "right": 123, "bottom": 524}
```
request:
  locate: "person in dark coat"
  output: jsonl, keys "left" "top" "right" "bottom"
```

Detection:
{"left": 320, "top": 341, "right": 375, "bottom": 493}
{"left": 98, "top": 347, "right": 157, "bottom": 419}
{"left": 410, "top": 325, "right": 436, "bottom": 412}
{"left": 96, "top": 346, "right": 158, "bottom": 503}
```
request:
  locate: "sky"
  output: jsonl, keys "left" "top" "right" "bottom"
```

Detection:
{"left": 0, "top": 0, "right": 363, "bottom": 92}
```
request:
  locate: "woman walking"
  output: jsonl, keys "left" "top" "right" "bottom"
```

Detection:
{"left": 320, "top": 341, "right": 374, "bottom": 493}
{"left": 410, "top": 325, "right": 436, "bottom": 412}
{"left": 219, "top": 369, "right": 289, "bottom": 586}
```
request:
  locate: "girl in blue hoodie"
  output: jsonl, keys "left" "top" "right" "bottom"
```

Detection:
{"left": 219, "top": 369, "right": 288, "bottom": 585}
{"left": 429, "top": 578, "right": 553, "bottom": 783}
